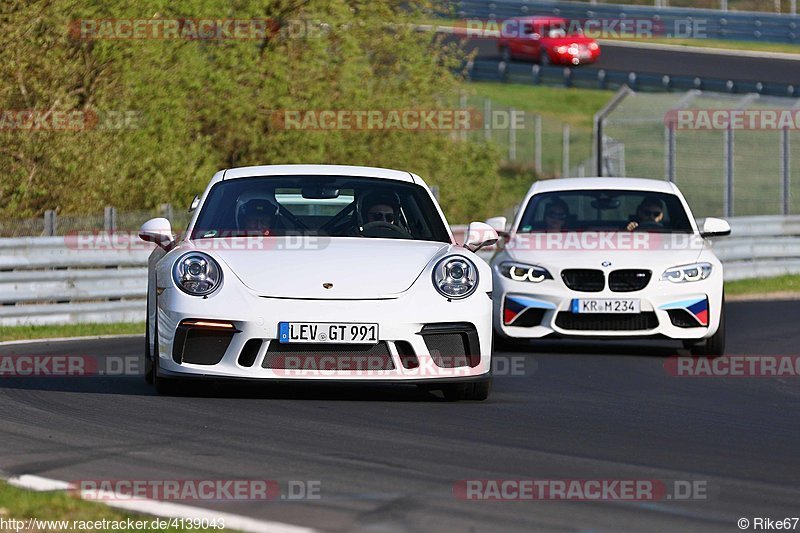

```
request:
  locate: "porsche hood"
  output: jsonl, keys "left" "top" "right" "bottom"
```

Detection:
{"left": 192, "top": 237, "right": 451, "bottom": 299}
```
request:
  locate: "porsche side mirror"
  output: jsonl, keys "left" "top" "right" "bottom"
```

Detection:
{"left": 139, "top": 218, "right": 174, "bottom": 248}
{"left": 700, "top": 217, "right": 731, "bottom": 238}
{"left": 463, "top": 221, "right": 499, "bottom": 252}
{"left": 189, "top": 194, "right": 201, "bottom": 212}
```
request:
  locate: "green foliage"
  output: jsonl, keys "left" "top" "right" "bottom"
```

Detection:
{"left": 0, "top": 0, "right": 505, "bottom": 223}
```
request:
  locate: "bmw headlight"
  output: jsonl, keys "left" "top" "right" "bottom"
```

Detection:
{"left": 498, "top": 262, "right": 553, "bottom": 283}
{"left": 661, "top": 262, "right": 712, "bottom": 283}
{"left": 432, "top": 256, "right": 478, "bottom": 299}
{"left": 172, "top": 252, "right": 223, "bottom": 296}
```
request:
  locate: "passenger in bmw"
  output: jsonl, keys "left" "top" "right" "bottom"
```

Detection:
{"left": 543, "top": 198, "right": 570, "bottom": 231}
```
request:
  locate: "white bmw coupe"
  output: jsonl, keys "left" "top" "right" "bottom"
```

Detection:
{"left": 488, "top": 178, "right": 731, "bottom": 355}
{"left": 139, "top": 165, "right": 498, "bottom": 400}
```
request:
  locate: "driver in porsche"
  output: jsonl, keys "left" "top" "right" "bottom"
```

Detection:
{"left": 355, "top": 190, "right": 412, "bottom": 236}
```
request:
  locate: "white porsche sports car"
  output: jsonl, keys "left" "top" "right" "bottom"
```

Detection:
{"left": 139, "top": 165, "right": 498, "bottom": 400}
{"left": 488, "top": 178, "right": 731, "bottom": 355}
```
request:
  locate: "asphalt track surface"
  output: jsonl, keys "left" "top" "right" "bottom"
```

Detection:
{"left": 1, "top": 300, "right": 799, "bottom": 531}
{"left": 453, "top": 36, "right": 800, "bottom": 85}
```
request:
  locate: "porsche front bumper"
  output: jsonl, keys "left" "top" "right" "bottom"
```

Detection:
{"left": 155, "top": 288, "right": 493, "bottom": 381}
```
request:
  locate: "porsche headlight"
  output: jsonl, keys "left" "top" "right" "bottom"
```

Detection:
{"left": 661, "top": 262, "right": 712, "bottom": 283}
{"left": 433, "top": 256, "right": 478, "bottom": 299}
{"left": 172, "top": 252, "right": 223, "bottom": 296}
{"left": 498, "top": 262, "right": 553, "bottom": 283}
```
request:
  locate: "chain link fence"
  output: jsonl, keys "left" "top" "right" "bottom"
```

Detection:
{"left": 461, "top": 94, "right": 594, "bottom": 177}
{"left": 0, "top": 205, "right": 193, "bottom": 238}
{"left": 597, "top": 88, "right": 800, "bottom": 218}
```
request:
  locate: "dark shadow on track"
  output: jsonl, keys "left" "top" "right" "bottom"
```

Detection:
{"left": 497, "top": 338, "right": 684, "bottom": 357}
{"left": 0, "top": 373, "right": 476, "bottom": 402}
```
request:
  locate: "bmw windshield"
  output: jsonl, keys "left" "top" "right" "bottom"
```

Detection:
{"left": 517, "top": 190, "right": 693, "bottom": 234}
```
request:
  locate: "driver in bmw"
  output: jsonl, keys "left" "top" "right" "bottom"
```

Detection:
{"left": 626, "top": 196, "right": 665, "bottom": 231}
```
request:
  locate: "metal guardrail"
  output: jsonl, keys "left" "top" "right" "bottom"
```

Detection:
{"left": 451, "top": 0, "right": 800, "bottom": 42}
{"left": 710, "top": 215, "right": 800, "bottom": 280}
{"left": 467, "top": 59, "right": 799, "bottom": 97}
{"left": 0, "top": 237, "right": 150, "bottom": 326}
{"left": 0, "top": 216, "right": 797, "bottom": 325}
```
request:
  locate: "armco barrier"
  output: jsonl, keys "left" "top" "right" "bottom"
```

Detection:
{"left": 710, "top": 215, "right": 800, "bottom": 280}
{"left": 467, "top": 59, "right": 799, "bottom": 98}
{"left": 451, "top": 0, "right": 800, "bottom": 43}
{"left": 0, "top": 216, "right": 797, "bottom": 325}
{"left": 0, "top": 237, "right": 151, "bottom": 326}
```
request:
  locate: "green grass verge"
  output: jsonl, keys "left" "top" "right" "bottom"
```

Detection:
{"left": 0, "top": 481, "right": 216, "bottom": 532}
{"left": 725, "top": 274, "right": 800, "bottom": 297}
{"left": 0, "top": 322, "right": 144, "bottom": 342}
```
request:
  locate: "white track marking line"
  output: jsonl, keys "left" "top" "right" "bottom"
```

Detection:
{"left": 8, "top": 474, "right": 71, "bottom": 491}
{"left": 6, "top": 474, "right": 317, "bottom": 533}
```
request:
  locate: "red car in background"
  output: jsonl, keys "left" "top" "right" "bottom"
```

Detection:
{"left": 497, "top": 16, "right": 600, "bottom": 66}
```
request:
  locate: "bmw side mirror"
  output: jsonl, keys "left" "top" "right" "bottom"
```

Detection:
{"left": 139, "top": 218, "right": 174, "bottom": 248}
{"left": 700, "top": 217, "right": 731, "bottom": 238}
{"left": 485, "top": 216, "right": 508, "bottom": 235}
{"left": 463, "top": 222, "right": 499, "bottom": 252}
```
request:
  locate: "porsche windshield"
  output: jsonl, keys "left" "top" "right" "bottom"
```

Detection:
{"left": 517, "top": 190, "right": 693, "bottom": 233}
{"left": 191, "top": 176, "right": 451, "bottom": 243}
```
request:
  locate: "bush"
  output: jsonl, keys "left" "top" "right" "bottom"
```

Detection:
{"left": 0, "top": 0, "right": 508, "bottom": 223}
